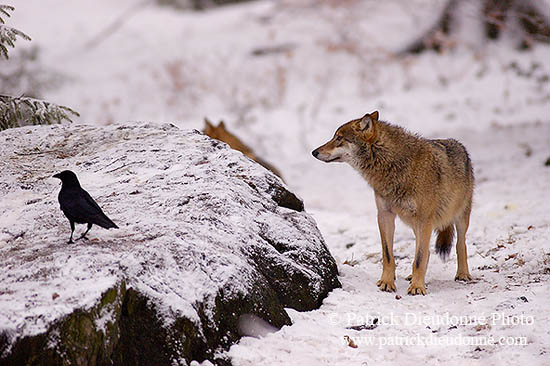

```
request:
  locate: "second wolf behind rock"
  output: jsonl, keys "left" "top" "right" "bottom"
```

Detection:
{"left": 312, "top": 111, "right": 474, "bottom": 295}
{"left": 203, "top": 118, "right": 284, "bottom": 181}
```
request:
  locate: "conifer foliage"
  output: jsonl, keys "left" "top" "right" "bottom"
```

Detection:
{"left": 0, "top": 94, "right": 79, "bottom": 131}
{"left": 0, "top": 5, "right": 78, "bottom": 131}
{"left": 0, "top": 5, "right": 30, "bottom": 59}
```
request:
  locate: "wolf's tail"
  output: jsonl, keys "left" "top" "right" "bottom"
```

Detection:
{"left": 435, "top": 225, "right": 454, "bottom": 260}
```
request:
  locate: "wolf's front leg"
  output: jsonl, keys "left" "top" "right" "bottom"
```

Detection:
{"left": 376, "top": 201, "right": 397, "bottom": 292}
{"left": 408, "top": 221, "right": 433, "bottom": 295}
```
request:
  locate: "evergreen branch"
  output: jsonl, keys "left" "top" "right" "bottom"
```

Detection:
{"left": 0, "top": 42, "right": 7, "bottom": 58}
{"left": 0, "top": 11, "right": 8, "bottom": 24}
{"left": 0, "top": 6, "right": 78, "bottom": 132}
{"left": 0, "top": 25, "right": 31, "bottom": 59}
{"left": 0, "top": 5, "right": 31, "bottom": 59}
{"left": 0, "top": 5, "right": 14, "bottom": 24}
{"left": 0, "top": 94, "right": 79, "bottom": 131}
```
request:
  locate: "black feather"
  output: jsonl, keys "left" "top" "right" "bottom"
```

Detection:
{"left": 53, "top": 170, "right": 118, "bottom": 243}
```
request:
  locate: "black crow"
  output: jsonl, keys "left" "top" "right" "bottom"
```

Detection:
{"left": 53, "top": 170, "right": 118, "bottom": 243}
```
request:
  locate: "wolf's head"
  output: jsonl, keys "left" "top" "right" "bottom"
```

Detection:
{"left": 203, "top": 118, "right": 228, "bottom": 141}
{"left": 312, "top": 111, "right": 379, "bottom": 164}
{"left": 203, "top": 118, "right": 254, "bottom": 157}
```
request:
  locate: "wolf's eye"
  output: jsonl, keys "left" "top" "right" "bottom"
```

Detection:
{"left": 335, "top": 135, "right": 343, "bottom": 141}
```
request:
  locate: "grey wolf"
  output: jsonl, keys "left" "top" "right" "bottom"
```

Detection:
{"left": 203, "top": 118, "right": 284, "bottom": 180}
{"left": 312, "top": 111, "right": 474, "bottom": 295}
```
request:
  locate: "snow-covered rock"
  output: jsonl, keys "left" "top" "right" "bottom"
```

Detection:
{"left": 0, "top": 123, "right": 341, "bottom": 365}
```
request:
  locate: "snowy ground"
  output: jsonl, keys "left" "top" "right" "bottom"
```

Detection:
{"left": 6, "top": 0, "right": 550, "bottom": 365}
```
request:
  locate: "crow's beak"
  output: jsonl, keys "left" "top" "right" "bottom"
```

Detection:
{"left": 53, "top": 173, "right": 61, "bottom": 179}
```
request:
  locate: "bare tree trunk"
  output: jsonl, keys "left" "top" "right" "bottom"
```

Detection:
{"left": 514, "top": 1, "right": 550, "bottom": 48}
{"left": 157, "top": 0, "right": 257, "bottom": 11}
{"left": 484, "top": 0, "right": 514, "bottom": 39}
{"left": 404, "top": 0, "right": 459, "bottom": 54}
{"left": 403, "top": 0, "right": 550, "bottom": 54}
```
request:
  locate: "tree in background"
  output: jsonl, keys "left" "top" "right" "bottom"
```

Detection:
{"left": 0, "top": 5, "right": 78, "bottom": 131}
{"left": 157, "top": 0, "right": 256, "bottom": 11}
{"left": 404, "top": 0, "right": 550, "bottom": 53}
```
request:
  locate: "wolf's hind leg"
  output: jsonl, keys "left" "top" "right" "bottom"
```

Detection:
{"left": 455, "top": 206, "right": 472, "bottom": 281}
{"left": 408, "top": 221, "right": 432, "bottom": 295}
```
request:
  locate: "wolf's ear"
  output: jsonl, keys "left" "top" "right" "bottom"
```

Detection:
{"left": 204, "top": 118, "right": 213, "bottom": 129}
{"left": 359, "top": 114, "right": 374, "bottom": 131}
{"left": 218, "top": 120, "right": 226, "bottom": 129}
{"left": 359, "top": 111, "right": 379, "bottom": 130}
{"left": 370, "top": 111, "right": 379, "bottom": 122}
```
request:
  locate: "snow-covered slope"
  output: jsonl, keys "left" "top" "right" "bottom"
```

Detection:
{"left": 0, "top": 123, "right": 340, "bottom": 365}
{"left": 230, "top": 121, "right": 550, "bottom": 366}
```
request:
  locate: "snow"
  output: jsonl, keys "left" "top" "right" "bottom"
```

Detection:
{"left": 4, "top": 0, "right": 550, "bottom": 365}
{"left": 0, "top": 123, "right": 336, "bottom": 359}
{"left": 228, "top": 122, "right": 550, "bottom": 365}
{"left": 93, "top": 303, "right": 115, "bottom": 335}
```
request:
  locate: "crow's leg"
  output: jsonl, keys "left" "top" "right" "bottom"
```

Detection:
{"left": 78, "top": 223, "right": 93, "bottom": 240}
{"left": 68, "top": 221, "right": 75, "bottom": 244}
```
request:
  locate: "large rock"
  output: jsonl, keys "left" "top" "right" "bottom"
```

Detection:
{"left": 0, "top": 123, "right": 340, "bottom": 365}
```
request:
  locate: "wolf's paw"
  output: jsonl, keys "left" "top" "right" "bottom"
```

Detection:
{"left": 376, "top": 279, "right": 396, "bottom": 292}
{"left": 407, "top": 282, "right": 427, "bottom": 296}
{"left": 455, "top": 272, "right": 472, "bottom": 282}
{"left": 405, "top": 274, "right": 412, "bottom": 282}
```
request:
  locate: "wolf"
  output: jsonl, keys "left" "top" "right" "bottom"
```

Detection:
{"left": 203, "top": 118, "right": 284, "bottom": 180}
{"left": 312, "top": 111, "right": 474, "bottom": 295}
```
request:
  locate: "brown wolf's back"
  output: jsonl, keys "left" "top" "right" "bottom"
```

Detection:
{"left": 357, "top": 121, "right": 474, "bottom": 229}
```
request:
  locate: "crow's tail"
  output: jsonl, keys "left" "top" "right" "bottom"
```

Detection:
{"left": 94, "top": 214, "right": 119, "bottom": 229}
{"left": 435, "top": 225, "right": 454, "bottom": 260}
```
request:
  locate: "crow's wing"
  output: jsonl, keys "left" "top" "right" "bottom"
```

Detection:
{"left": 81, "top": 188, "right": 103, "bottom": 213}
{"left": 59, "top": 187, "right": 118, "bottom": 229}
{"left": 81, "top": 189, "right": 118, "bottom": 229}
